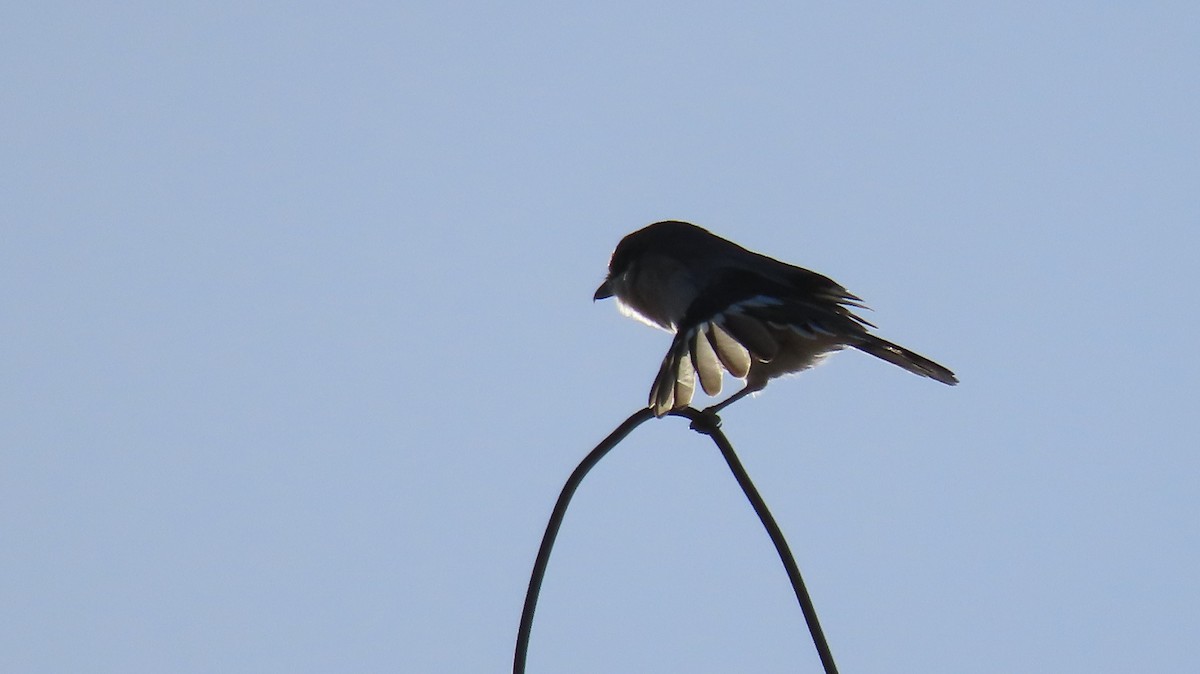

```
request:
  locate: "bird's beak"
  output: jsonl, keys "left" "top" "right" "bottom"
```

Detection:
{"left": 593, "top": 279, "right": 614, "bottom": 301}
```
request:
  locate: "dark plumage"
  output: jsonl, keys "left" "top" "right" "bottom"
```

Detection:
{"left": 595, "top": 221, "right": 957, "bottom": 416}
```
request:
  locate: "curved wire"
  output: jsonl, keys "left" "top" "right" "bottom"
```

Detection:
{"left": 513, "top": 407, "right": 838, "bottom": 674}
{"left": 670, "top": 408, "right": 838, "bottom": 674}
{"left": 513, "top": 408, "right": 655, "bottom": 673}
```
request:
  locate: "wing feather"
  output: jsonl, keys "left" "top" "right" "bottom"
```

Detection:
{"left": 689, "top": 328, "right": 724, "bottom": 396}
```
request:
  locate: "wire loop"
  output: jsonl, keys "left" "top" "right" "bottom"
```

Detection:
{"left": 514, "top": 407, "right": 838, "bottom": 674}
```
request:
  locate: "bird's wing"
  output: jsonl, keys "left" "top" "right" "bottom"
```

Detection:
{"left": 647, "top": 269, "right": 872, "bottom": 416}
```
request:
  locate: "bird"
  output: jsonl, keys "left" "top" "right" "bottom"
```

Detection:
{"left": 594, "top": 220, "right": 957, "bottom": 417}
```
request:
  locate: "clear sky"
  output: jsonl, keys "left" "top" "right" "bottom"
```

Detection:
{"left": 4, "top": 2, "right": 1198, "bottom": 672}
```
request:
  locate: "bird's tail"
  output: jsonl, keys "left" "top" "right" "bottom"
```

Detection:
{"left": 853, "top": 335, "right": 958, "bottom": 386}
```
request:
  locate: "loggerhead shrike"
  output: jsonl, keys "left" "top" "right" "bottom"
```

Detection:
{"left": 594, "top": 221, "right": 958, "bottom": 417}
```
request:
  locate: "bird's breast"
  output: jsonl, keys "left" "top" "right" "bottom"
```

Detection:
{"left": 614, "top": 255, "right": 700, "bottom": 331}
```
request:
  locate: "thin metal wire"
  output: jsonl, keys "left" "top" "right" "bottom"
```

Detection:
{"left": 670, "top": 408, "right": 838, "bottom": 674}
{"left": 513, "top": 407, "right": 838, "bottom": 674}
{"left": 513, "top": 408, "right": 655, "bottom": 674}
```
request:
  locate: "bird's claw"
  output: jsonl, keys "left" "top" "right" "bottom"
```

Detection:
{"left": 688, "top": 409, "right": 722, "bottom": 435}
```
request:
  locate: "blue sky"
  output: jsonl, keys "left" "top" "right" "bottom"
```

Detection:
{"left": 3, "top": 2, "right": 1198, "bottom": 672}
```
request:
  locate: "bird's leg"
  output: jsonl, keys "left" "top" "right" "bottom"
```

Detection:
{"left": 688, "top": 385, "right": 757, "bottom": 434}
{"left": 700, "top": 380, "right": 766, "bottom": 417}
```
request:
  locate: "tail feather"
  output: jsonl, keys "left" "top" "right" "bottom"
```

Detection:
{"left": 854, "top": 335, "right": 958, "bottom": 386}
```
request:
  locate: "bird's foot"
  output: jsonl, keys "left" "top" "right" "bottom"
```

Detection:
{"left": 688, "top": 408, "right": 723, "bottom": 435}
